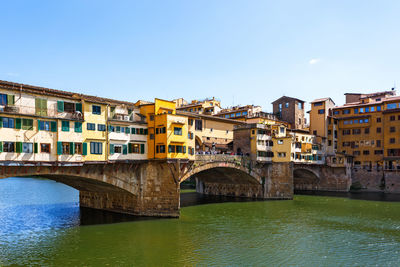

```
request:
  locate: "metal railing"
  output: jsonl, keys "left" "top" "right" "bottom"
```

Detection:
{"left": 0, "top": 104, "right": 83, "bottom": 120}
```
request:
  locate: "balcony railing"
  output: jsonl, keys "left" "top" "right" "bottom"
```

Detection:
{"left": 0, "top": 104, "right": 83, "bottom": 120}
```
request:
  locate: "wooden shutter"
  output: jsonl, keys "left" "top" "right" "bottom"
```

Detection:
{"left": 75, "top": 103, "right": 82, "bottom": 112}
{"left": 0, "top": 142, "right": 3, "bottom": 152}
{"left": 34, "top": 143, "right": 38, "bottom": 153}
{"left": 82, "top": 143, "right": 87, "bottom": 156}
{"left": 70, "top": 142, "right": 75, "bottom": 155}
{"left": 110, "top": 144, "right": 114, "bottom": 155}
{"left": 140, "top": 144, "right": 145, "bottom": 154}
{"left": 57, "top": 142, "right": 63, "bottom": 155}
{"left": 123, "top": 144, "right": 128, "bottom": 155}
{"left": 16, "top": 142, "right": 22, "bottom": 153}
{"left": 15, "top": 118, "right": 21, "bottom": 129}
{"left": 7, "top": 95, "right": 14, "bottom": 105}
{"left": 35, "top": 98, "right": 41, "bottom": 115}
{"left": 37, "top": 120, "right": 41, "bottom": 131}
{"left": 57, "top": 101, "right": 64, "bottom": 112}
{"left": 0, "top": 117, "right": 3, "bottom": 128}
{"left": 51, "top": 121, "right": 57, "bottom": 132}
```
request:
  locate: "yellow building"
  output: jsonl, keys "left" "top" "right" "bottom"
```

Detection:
{"left": 140, "top": 99, "right": 188, "bottom": 160}
{"left": 309, "top": 97, "right": 335, "bottom": 144}
{"left": 327, "top": 90, "right": 400, "bottom": 170}
{"left": 271, "top": 124, "right": 292, "bottom": 162}
{"left": 233, "top": 123, "right": 273, "bottom": 161}
{"left": 81, "top": 100, "right": 108, "bottom": 162}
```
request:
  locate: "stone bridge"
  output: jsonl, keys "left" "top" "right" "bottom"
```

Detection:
{"left": 293, "top": 163, "right": 351, "bottom": 192}
{"left": 0, "top": 156, "right": 350, "bottom": 217}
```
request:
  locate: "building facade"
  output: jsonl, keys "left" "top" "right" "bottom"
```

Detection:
{"left": 272, "top": 96, "right": 306, "bottom": 129}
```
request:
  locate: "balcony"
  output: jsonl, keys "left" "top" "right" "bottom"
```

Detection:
{"left": 0, "top": 104, "right": 83, "bottom": 121}
{"left": 111, "top": 114, "right": 134, "bottom": 122}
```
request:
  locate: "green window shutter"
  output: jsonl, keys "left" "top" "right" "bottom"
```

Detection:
{"left": 57, "top": 101, "right": 64, "bottom": 112}
{"left": 75, "top": 122, "right": 82, "bottom": 133}
{"left": 34, "top": 143, "right": 38, "bottom": 153}
{"left": 51, "top": 121, "right": 57, "bottom": 132}
{"left": 37, "top": 120, "right": 41, "bottom": 131}
{"left": 0, "top": 117, "right": 3, "bottom": 128}
{"left": 128, "top": 143, "right": 132, "bottom": 153}
{"left": 82, "top": 143, "right": 88, "bottom": 156}
{"left": 108, "top": 125, "right": 112, "bottom": 132}
{"left": 15, "top": 118, "right": 21, "bottom": 129}
{"left": 140, "top": 128, "right": 144, "bottom": 135}
{"left": 70, "top": 142, "right": 75, "bottom": 154}
{"left": 57, "top": 141, "right": 63, "bottom": 155}
{"left": 110, "top": 144, "right": 114, "bottom": 155}
{"left": 140, "top": 144, "right": 145, "bottom": 154}
{"left": 123, "top": 144, "right": 128, "bottom": 155}
{"left": 75, "top": 103, "right": 82, "bottom": 113}
{"left": 16, "top": 142, "right": 22, "bottom": 153}
{"left": 35, "top": 98, "right": 41, "bottom": 115}
{"left": 7, "top": 95, "right": 14, "bottom": 105}
{"left": 131, "top": 128, "right": 135, "bottom": 134}
{"left": 0, "top": 141, "right": 3, "bottom": 152}
{"left": 40, "top": 99, "right": 47, "bottom": 116}
{"left": 62, "top": 121, "right": 69, "bottom": 132}
{"left": 125, "top": 127, "right": 129, "bottom": 134}
{"left": 144, "top": 129, "right": 148, "bottom": 135}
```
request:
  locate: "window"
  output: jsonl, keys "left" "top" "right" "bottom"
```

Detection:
{"left": 242, "top": 111, "right": 248, "bottom": 116}
{"left": 377, "top": 140, "right": 381, "bottom": 147}
{"left": 22, "top": 119, "right": 33, "bottom": 130}
{"left": 3, "top": 142, "right": 15, "bottom": 152}
{"left": 377, "top": 117, "right": 381, "bottom": 123}
{"left": 64, "top": 102, "right": 76, "bottom": 113}
{"left": 352, "top": 129, "right": 361, "bottom": 135}
{"left": 363, "top": 150, "right": 370, "bottom": 155}
{"left": 156, "top": 145, "right": 166, "bottom": 153}
{"left": 359, "top": 108, "right": 364, "bottom": 113}
{"left": 314, "top": 102, "right": 323, "bottom": 107}
{"left": 98, "top": 124, "right": 106, "bottom": 131}
{"left": 0, "top": 94, "right": 7, "bottom": 105}
{"left": 377, "top": 106, "right": 381, "bottom": 111}
{"left": 280, "top": 127, "right": 285, "bottom": 134}
{"left": 390, "top": 127, "right": 396, "bottom": 133}
{"left": 298, "top": 102, "right": 303, "bottom": 109}
{"left": 62, "top": 142, "right": 70, "bottom": 154}
{"left": 92, "top": 105, "right": 101, "bottom": 115}
{"left": 354, "top": 108, "right": 359, "bottom": 114}
{"left": 365, "top": 107, "right": 369, "bottom": 113}
{"left": 370, "top": 106, "right": 375, "bottom": 112}
{"left": 285, "top": 102, "right": 289, "bottom": 108}
{"left": 41, "top": 143, "right": 51, "bottom": 153}
{"left": 149, "top": 115, "right": 154, "bottom": 121}
{"left": 35, "top": 98, "right": 47, "bottom": 116}
{"left": 87, "top": 123, "right": 96, "bottom": 131}
{"left": 61, "top": 121, "right": 69, "bottom": 132}
{"left": 90, "top": 142, "right": 103, "bottom": 154}
{"left": 114, "top": 145, "right": 122, "bottom": 153}
{"left": 39, "top": 121, "right": 51, "bottom": 131}
{"left": 328, "top": 140, "right": 332, "bottom": 146}
{"left": 353, "top": 151, "right": 360, "bottom": 156}
{"left": 174, "top": 127, "right": 182, "bottom": 135}
{"left": 129, "top": 143, "right": 141, "bottom": 154}
{"left": 278, "top": 103, "right": 282, "bottom": 111}
{"left": 74, "top": 122, "right": 82, "bottom": 133}
{"left": 168, "top": 145, "right": 176, "bottom": 153}
{"left": 2, "top": 117, "right": 14, "bottom": 128}
{"left": 313, "top": 130, "right": 317, "bottom": 135}
{"left": 277, "top": 140, "right": 284, "bottom": 145}
{"left": 22, "top": 143, "right": 33, "bottom": 153}
{"left": 377, "top": 127, "right": 381, "bottom": 133}
{"left": 236, "top": 112, "right": 241, "bottom": 117}
{"left": 390, "top": 115, "right": 396, "bottom": 121}
{"left": 278, "top": 152, "right": 286, "bottom": 157}
{"left": 387, "top": 103, "right": 398, "bottom": 109}
{"left": 75, "top": 143, "right": 82, "bottom": 154}
{"left": 390, "top": 138, "right": 395, "bottom": 144}
{"left": 374, "top": 150, "right": 383, "bottom": 155}
{"left": 343, "top": 109, "right": 350, "bottom": 114}
{"left": 365, "top": 128, "right": 370, "bottom": 134}
{"left": 318, "top": 109, "right": 325, "bottom": 114}
{"left": 333, "top": 110, "right": 339, "bottom": 115}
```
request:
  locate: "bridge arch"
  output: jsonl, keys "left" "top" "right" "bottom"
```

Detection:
{"left": 293, "top": 167, "right": 320, "bottom": 191}
{"left": 179, "top": 160, "right": 264, "bottom": 198}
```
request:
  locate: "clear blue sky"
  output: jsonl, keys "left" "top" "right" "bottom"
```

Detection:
{"left": 1, "top": 0, "right": 400, "bottom": 112}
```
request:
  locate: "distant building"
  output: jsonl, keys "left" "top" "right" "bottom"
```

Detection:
{"left": 215, "top": 105, "right": 262, "bottom": 120}
{"left": 271, "top": 96, "right": 305, "bottom": 129}
{"left": 175, "top": 97, "right": 221, "bottom": 115}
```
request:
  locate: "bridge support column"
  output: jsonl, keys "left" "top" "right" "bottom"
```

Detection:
{"left": 265, "top": 162, "right": 293, "bottom": 199}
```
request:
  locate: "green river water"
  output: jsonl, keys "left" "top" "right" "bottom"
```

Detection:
{"left": 1, "top": 177, "right": 400, "bottom": 266}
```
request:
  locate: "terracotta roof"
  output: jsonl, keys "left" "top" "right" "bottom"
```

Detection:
{"left": 311, "top": 97, "right": 335, "bottom": 104}
{"left": 0, "top": 79, "right": 137, "bottom": 106}
{"left": 271, "top": 96, "right": 305, "bottom": 104}
{"left": 333, "top": 95, "right": 400, "bottom": 109}
{"left": 176, "top": 110, "right": 244, "bottom": 124}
